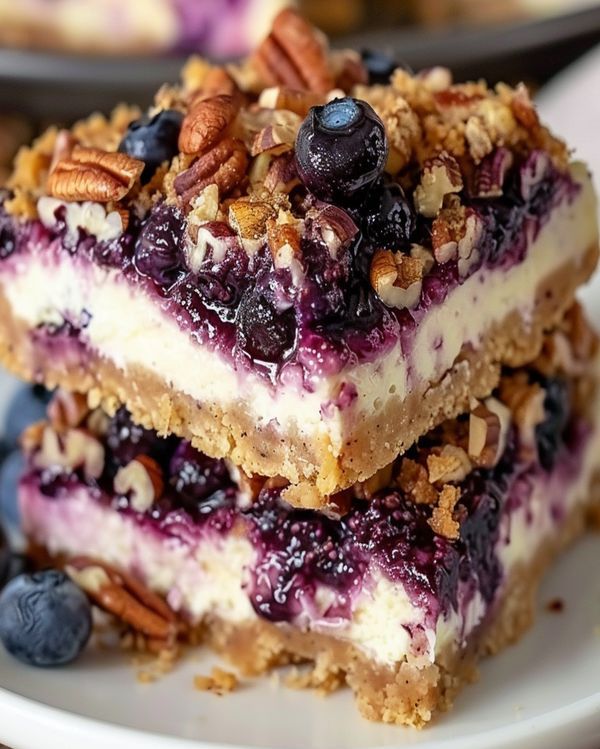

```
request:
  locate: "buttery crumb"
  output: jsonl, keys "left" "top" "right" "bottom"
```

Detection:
{"left": 137, "top": 670, "right": 156, "bottom": 684}
{"left": 428, "top": 484, "right": 461, "bottom": 540}
{"left": 194, "top": 667, "right": 239, "bottom": 695}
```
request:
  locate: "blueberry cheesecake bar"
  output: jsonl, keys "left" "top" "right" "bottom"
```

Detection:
{"left": 0, "top": 9, "right": 597, "bottom": 508}
{"left": 17, "top": 306, "right": 600, "bottom": 726}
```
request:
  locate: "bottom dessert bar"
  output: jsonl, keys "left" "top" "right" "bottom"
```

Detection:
{"left": 17, "top": 315, "right": 600, "bottom": 727}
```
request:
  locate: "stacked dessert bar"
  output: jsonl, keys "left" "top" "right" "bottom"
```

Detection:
{"left": 0, "top": 9, "right": 598, "bottom": 727}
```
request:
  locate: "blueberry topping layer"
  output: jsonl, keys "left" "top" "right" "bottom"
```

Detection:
{"left": 27, "top": 391, "right": 585, "bottom": 628}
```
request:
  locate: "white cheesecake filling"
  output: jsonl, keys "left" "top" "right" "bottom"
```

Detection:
{"left": 1, "top": 164, "right": 596, "bottom": 457}
{"left": 19, "top": 406, "right": 598, "bottom": 669}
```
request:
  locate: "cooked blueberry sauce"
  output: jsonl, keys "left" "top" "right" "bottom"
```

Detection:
{"left": 27, "top": 390, "right": 585, "bottom": 626}
{"left": 0, "top": 148, "right": 579, "bottom": 388}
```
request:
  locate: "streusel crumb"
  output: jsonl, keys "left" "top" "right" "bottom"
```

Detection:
{"left": 194, "top": 667, "right": 239, "bottom": 695}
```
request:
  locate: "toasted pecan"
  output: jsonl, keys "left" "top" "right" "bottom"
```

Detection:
{"left": 47, "top": 145, "right": 143, "bottom": 202}
{"left": 67, "top": 556, "right": 180, "bottom": 644}
{"left": 252, "top": 9, "right": 334, "bottom": 94}
{"left": 174, "top": 137, "right": 248, "bottom": 209}
{"left": 178, "top": 94, "right": 238, "bottom": 155}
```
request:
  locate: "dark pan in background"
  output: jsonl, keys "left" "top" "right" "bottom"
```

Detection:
{"left": 0, "top": 4, "right": 598, "bottom": 124}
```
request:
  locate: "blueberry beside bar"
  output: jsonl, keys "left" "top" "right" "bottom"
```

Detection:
{"left": 0, "top": 9, "right": 597, "bottom": 509}
{"left": 18, "top": 308, "right": 600, "bottom": 726}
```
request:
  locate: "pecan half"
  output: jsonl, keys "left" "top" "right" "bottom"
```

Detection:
{"left": 174, "top": 137, "right": 248, "bottom": 209}
{"left": 252, "top": 9, "right": 334, "bottom": 94}
{"left": 178, "top": 94, "right": 238, "bottom": 155}
{"left": 114, "top": 455, "right": 164, "bottom": 513}
{"left": 66, "top": 557, "right": 180, "bottom": 646}
{"left": 370, "top": 250, "right": 425, "bottom": 310}
{"left": 47, "top": 145, "right": 144, "bottom": 202}
{"left": 200, "top": 67, "right": 239, "bottom": 99}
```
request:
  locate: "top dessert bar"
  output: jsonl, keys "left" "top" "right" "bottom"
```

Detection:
{"left": 0, "top": 10, "right": 597, "bottom": 508}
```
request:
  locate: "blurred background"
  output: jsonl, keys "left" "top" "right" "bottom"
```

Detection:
{"left": 0, "top": 0, "right": 598, "bottom": 184}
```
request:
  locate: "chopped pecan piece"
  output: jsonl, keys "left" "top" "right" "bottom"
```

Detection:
{"left": 370, "top": 250, "right": 424, "bottom": 310}
{"left": 174, "top": 137, "right": 248, "bottom": 209}
{"left": 413, "top": 151, "right": 463, "bottom": 218}
{"left": 47, "top": 145, "right": 144, "bottom": 202}
{"left": 47, "top": 390, "right": 89, "bottom": 431}
{"left": 228, "top": 199, "right": 275, "bottom": 254}
{"left": 67, "top": 557, "right": 180, "bottom": 646}
{"left": 258, "top": 86, "right": 325, "bottom": 117}
{"left": 114, "top": 455, "right": 164, "bottom": 513}
{"left": 468, "top": 397, "right": 511, "bottom": 467}
{"left": 33, "top": 426, "right": 105, "bottom": 480}
{"left": 252, "top": 9, "right": 334, "bottom": 94}
{"left": 250, "top": 111, "right": 301, "bottom": 156}
{"left": 178, "top": 94, "right": 238, "bottom": 155}
{"left": 499, "top": 374, "right": 546, "bottom": 449}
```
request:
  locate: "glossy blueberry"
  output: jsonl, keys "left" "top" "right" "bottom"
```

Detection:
{"left": 535, "top": 377, "right": 569, "bottom": 470}
{"left": 295, "top": 97, "right": 388, "bottom": 204}
{"left": 361, "top": 49, "right": 397, "bottom": 84}
{"left": 364, "top": 180, "right": 415, "bottom": 250}
{"left": 133, "top": 203, "right": 186, "bottom": 287}
{"left": 0, "top": 570, "right": 92, "bottom": 667}
{"left": 4, "top": 385, "right": 50, "bottom": 447}
{"left": 236, "top": 288, "right": 296, "bottom": 364}
{"left": 0, "top": 450, "right": 25, "bottom": 530}
{"left": 118, "top": 109, "right": 183, "bottom": 184}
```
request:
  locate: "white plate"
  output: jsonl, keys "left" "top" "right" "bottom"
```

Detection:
{"left": 0, "top": 533, "right": 599, "bottom": 749}
{"left": 2, "top": 44, "right": 600, "bottom": 749}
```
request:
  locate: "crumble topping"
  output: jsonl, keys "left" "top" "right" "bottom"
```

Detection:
{"left": 2, "top": 9, "right": 574, "bottom": 320}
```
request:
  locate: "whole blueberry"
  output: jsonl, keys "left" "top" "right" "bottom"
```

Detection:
{"left": 119, "top": 109, "right": 183, "bottom": 184}
{"left": 133, "top": 203, "right": 186, "bottom": 287}
{"left": 364, "top": 180, "right": 415, "bottom": 250}
{"left": 361, "top": 50, "right": 397, "bottom": 84}
{"left": 0, "top": 450, "right": 25, "bottom": 530}
{"left": 4, "top": 385, "right": 50, "bottom": 447}
{"left": 295, "top": 97, "right": 388, "bottom": 204}
{"left": 0, "top": 570, "right": 92, "bottom": 667}
{"left": 237, "top": 288, "right": 296, "bottom": 364}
